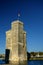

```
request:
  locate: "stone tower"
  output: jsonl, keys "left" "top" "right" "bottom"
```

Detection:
{"left": 5, "top": 20, "right": 27, "bottom": 63}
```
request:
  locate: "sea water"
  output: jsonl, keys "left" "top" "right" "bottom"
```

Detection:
{"left": 0, "top": 60, "right": 43, "bottom": 65}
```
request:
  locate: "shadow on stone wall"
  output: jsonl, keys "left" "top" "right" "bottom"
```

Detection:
{"left": 5, "top": 49, "right": 10, "bottom": 64}
{"left": 27, "top": 52, "right": 31, "bottom": 60}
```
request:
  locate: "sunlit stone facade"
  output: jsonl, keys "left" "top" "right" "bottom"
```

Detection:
{"left": 6, "top": 20, "right": 27, "bottom": 62}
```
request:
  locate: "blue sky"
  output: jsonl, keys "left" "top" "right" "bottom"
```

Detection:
{"left": 0, "top": 0, "right": 43, "bottom": 54}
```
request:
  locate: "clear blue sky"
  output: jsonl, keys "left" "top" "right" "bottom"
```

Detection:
{"left": 0, "top": 0, "right": 43, "bottom": 54}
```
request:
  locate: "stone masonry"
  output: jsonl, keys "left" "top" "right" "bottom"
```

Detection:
{"left": 6, "top": 20, "right": 27, "bottom": 62}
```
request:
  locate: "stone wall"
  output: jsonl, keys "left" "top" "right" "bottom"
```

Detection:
{"left": 5, "top": 20, "right": 27, "bottom": 62}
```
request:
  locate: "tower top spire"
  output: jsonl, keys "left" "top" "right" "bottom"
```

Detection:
{"left": 18, "top": 13, "right": 20, "bottom": 20}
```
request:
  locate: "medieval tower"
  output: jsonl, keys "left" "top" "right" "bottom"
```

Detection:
{"left": 5, "top": 19, "right": 27, "bottom": 63}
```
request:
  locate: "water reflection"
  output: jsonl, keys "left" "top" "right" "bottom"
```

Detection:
{"left": 9, "top": 61, "right": 27, "bottom": 65}
{"left": 28, "top": 60, "right": 43, "bottom": 65}
{"left": 0, "top": 60, "right": 43, "bottom": 65}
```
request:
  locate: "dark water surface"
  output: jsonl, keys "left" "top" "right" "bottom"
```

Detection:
{"left": 0, "top": 60, "right": 43, "bottom": 65}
